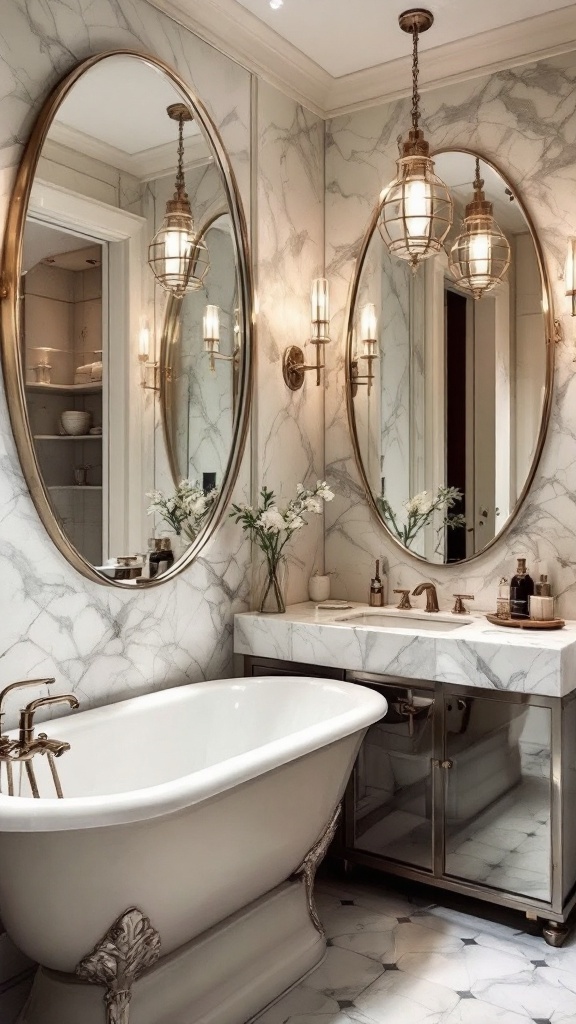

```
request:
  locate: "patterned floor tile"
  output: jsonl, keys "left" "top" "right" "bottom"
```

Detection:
{"left": 354, "top": 970, "right": 460, "bottom": 1024}
{"left": 302, "top": 946, "right": 384, "bottom": 1001}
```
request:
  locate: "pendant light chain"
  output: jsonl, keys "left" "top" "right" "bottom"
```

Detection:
{"left": 411, "top": 26, "right": 420, "bottom": 134}
{"left": 175, "top": 114, "right": 186, "bottom": 201}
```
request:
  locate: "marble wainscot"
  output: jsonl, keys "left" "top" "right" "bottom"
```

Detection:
{"left": 234, "top": 603, "right": 576, "bottom": 698}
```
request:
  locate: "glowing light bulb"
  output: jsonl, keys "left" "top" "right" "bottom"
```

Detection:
{"left": 405, "top": 178, "right": 431, "bottom": 239}
{"left": 270, "top": 0, "right": 283, "bottom": 8}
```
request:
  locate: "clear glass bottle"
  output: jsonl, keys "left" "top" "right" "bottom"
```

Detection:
{"left": 496, "top": 577, "right": 510, "bottom": 619}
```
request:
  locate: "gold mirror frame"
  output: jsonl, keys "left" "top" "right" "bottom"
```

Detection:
{"left": 0, "top": 50, "right": 253, "bottom": 588}
{"left": 345, "top": 148, "right": 556, "bottom": 566}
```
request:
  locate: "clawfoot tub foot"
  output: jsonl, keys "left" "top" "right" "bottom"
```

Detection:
{"left": 291, "top": 804, "right": 341, "bottom": 935}
{"left": 75, "top": 907, "right": 161, "bottom": 1024}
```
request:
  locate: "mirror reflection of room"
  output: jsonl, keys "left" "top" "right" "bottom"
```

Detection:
{"left": 18, "top": 54, "right": 243, "bottom": 583}
{"left": 352, "top": 152, "right": 548, "bottom": 564}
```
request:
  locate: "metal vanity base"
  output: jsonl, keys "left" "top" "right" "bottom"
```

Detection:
{"left": 242, "top": 656, "right": 576, "bottom": 949}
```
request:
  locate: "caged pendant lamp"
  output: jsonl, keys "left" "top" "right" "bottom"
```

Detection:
{"left": 379, "top": 9, "right": 453, "bottom": 270}
{"left": 449, "top": 157, "right": 511, "bottom": 300}
{"left": 148, "top": 104, "right": 210, "bottom": 297}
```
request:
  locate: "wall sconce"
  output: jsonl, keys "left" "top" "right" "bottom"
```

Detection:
{"left": 351, "top": 303, "right": 379, "bottom": 397}
{"left": 203, "top": 304, "right": 240, "bottom": 372}
{"left": 566, "top": 238, "right": 576, "bottom": 316}
{"left": 148, "top": 104, "right": 210, "bottom": 298}
{"left": 138, "top": 323, "right": 171, "bottom": 391}
{"left": 283, "top": 278, "right": 330, "bottom": 390}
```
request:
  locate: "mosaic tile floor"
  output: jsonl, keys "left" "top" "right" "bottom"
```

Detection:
{"left": 256, "top": 877, "right": 576, "bottom": 1024}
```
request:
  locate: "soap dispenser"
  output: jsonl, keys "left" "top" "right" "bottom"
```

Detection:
{"left": 510, "top": 557, "right": 534, "bottom": 619}
{"left": 369, "top": 560, "right": 384, "bottom": 607}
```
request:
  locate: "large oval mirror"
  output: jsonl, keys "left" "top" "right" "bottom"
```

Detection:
{"left": 347, "top": 151, "right": 554, "bottom": 564}
{"left": 0, "top": 51, "right": 251, "bottom": 586}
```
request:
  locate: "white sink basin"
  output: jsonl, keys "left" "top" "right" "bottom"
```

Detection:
{"left": 336, "top": 611, "right": 472, "bottom": 633}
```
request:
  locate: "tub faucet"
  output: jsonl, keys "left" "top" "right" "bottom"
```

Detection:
{"left": 0, "top": 678, "right": 55, "bottom": 739}
{"left": 0, "top": 682, "right": 79, "bottom": 799}
{"left": 18, "top": 694, "right": 80, "bottom": 753}
{"left": 412, "top": 582, "right": 440, "bottom": 613}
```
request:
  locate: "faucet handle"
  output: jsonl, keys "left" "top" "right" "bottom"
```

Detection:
{"left": 452, "top": 594, "right": 474, "bottom": 614}
{"left": 393, "top": 589, "right": 412, "bottom": 610}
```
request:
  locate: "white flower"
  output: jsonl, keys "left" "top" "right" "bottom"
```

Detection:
{"left": 296, "top": 483, "right": 304, "bottom": 494}
{"left": 259, "top": 507, "right": 286, "bottom": 533}
{"left": 316, "top": 481, "right": 334, "bottom": 501}
{"left": 405, "top": 491, "right": 432, "bottom": 517}
{"left": 303, "top": 497, "right": 322, "bottom": 514}
{"left": 286, "top": 514, "right": 305, "bottom": 531}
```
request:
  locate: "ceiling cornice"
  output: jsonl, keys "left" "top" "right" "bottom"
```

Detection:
{"left": 47, "top": 123, "right": 211, "bottom": 180}
{"left": 147, "top": 0, "right": 576, "bottom": 118}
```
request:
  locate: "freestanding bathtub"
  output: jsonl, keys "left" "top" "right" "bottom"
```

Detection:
{"left": 0, "top": 675, "right": 387, "bottom": 1024}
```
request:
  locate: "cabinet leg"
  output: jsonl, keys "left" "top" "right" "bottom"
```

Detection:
{"left": 542, "top": 920, "right": 570, "bottom": 947}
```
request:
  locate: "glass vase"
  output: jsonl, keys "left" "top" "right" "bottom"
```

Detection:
{"left": 258, "top": 557, "right": 286, "bottom": 614}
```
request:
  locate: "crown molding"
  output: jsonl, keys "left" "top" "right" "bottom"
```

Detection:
{"left": 147, "top": 0, "right": 576, "bottom": 118}
{"left": 145, "top": 0, "right": 331, "bottom": 114}
{"left": 328, "top": 7, "right": 576, "bottom": 116}
{"left": 48, "top": 123, "right": 211, "bottom": 179}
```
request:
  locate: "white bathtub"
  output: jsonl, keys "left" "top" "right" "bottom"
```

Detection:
{"left": 0, "top": 675, "right": 386, "bottom": 1024}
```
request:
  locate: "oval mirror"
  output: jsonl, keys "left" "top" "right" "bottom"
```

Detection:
{"left": 347, "top": 151, "right": 554, "bottom": 564}
{"left": 0, "top": 51, "right": 251, "bottom": 586}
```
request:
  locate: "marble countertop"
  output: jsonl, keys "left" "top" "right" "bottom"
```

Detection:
{"left": 234, "top": 602, "right": 576, "bottom": 698}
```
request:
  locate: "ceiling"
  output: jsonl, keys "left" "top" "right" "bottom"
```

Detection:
{"left": 235, "top": 0, "right": 576, "bottom": 78}
{"left": 47, "top": 57, "right": 209, "bottom": 179}
{"left": 149, "top": 0, "right": 576, "bottom": 115}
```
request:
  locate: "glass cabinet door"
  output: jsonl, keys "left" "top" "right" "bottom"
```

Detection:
{"left": 351, "top": 682, "right": 435, "bottom": 871}
{"left": 443, "top": 694, "right": 552, "bottom": 901}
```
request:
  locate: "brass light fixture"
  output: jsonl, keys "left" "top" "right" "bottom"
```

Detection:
{"left": 351, "top": 303, "right": 379, "bottom": 397}
{"left": 204, "top": 304, "right": 241, "bottom": 372}
{"left": 148, "top": 104, "right": 209, "bottom": 297}
{"left": 565, "top": 238, "right": 576, "bottom": 316}
{"left": 283, "top": 278, "right": 330, "bottom": 390}
{"left": 449, "top": 157, "right": 511, "bottom": 299}
{"left": 138, "top": 322, "right": 171, "bottom": 392}
{"left": 379, "top": 10, "right": 453, "bottom": 270}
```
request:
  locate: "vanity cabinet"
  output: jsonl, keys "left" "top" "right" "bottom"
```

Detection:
{"left": 241, "top": 655, "right": 576, "bottom": 945}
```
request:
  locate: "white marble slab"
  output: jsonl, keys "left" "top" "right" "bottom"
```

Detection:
{"left": 234, "top": 602, "right": 576, "bottom": 696}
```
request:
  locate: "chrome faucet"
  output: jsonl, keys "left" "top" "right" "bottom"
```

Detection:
{"left": 412, "top": 581, "right": 440, "bottom": 613}
{"left": 0, "top": 679, "right": 79, "bottom": 799}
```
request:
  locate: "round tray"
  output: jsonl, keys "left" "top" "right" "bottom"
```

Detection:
{"left": 486, "top": 613, "right": 565, "bottom": 630}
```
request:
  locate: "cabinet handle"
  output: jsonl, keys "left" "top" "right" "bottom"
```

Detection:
{"left": 431, "top": 758, "right": 453, "bottom": 769}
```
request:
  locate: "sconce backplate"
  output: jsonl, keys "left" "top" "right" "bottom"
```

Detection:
{"left": 283, "top": 345, "right": 305, "bottom": 391}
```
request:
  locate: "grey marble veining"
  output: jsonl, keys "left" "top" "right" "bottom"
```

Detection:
{"left": 325, "top": 52, "right": 576, "bottom": 618}
{"left": 235, "top": 602, "right": 576, "bottom": 697}
{"left": 0, "top": 0, "right": 256, "bottom": 729}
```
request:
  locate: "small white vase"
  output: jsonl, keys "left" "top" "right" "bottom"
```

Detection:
{"left": 309, "top": 574, "right": 331, "bottom": 602}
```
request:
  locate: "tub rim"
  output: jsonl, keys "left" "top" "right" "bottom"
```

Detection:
{"left": 0, "top": 675, "right": 387, "bottom": 832}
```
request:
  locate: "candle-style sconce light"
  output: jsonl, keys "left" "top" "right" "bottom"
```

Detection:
{"left": 283, "top": 278, "right": 330, "bottom": 390}
{"left": 351, "top": 303, "right": 379, "bottom": 397}
{"left": 138, "top": 322, "right": 171, "bottom": 392}
{"left": 565, "top": 237, "right": 576, "bottom": 317}
{"left": 203, "top": 304, "right": 240, "bottom": 372}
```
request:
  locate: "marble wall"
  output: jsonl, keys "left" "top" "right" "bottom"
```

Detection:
{"left": 0, "top": 3, "right": 324, "bottom": 1018}
{"left": 255, "top": 81, "right": 325, "bottom": 605}
{"left": 325, "top": 52, "right": 576, "bottom": 617}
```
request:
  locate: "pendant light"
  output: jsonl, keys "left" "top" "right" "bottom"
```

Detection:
{"left": 379, "top": 10, "right": 453, "bottom": 270}
{"left": 148, "top": 104, "right": 209, "bottom": 297}
{"left": 449, "top": 157, "right": 511, "bottom": 300}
